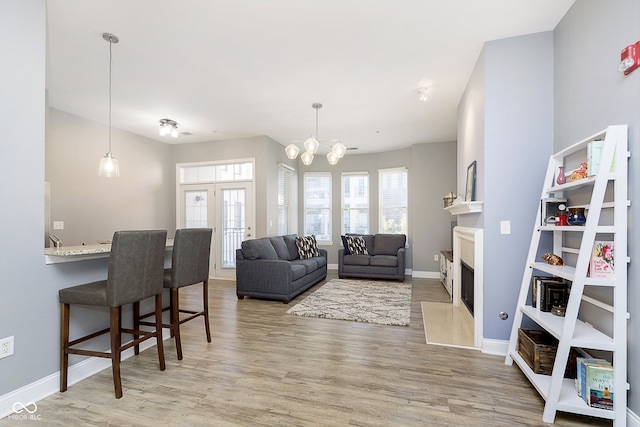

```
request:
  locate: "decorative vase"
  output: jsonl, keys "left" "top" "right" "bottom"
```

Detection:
{"left": 567, "top": 207, "right": 586, "bottom": 225}
{"left": 556, "top": 166, "right": 566, "bottom": 185}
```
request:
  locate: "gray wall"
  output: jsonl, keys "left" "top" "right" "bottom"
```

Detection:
{"left": 46, "top": 109, "right": 174, "bottom": 245}
{"left": 553, "top": 0, "right": 640, "bottom": 415}
{"left": 457, "top": 32, "right": 554, "bottom": 339}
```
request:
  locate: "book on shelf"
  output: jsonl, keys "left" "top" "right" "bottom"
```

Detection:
{"left": 533, "top": 277, "right": 569, "bottom": 312}
{"left": 589, "top": 241, "right": 615, "bottom": 279}
{"left": 586, "top": 364, "right": 614, "bottom": 410}
{"left": 587, "top": 139, "right": 615, "bottom": 177}
{"left": 575, "top": 357, "right": 610, "bottom": 399}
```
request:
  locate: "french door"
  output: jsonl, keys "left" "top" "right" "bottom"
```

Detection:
{"left": 179, "top": 181, "right": 254, "bottom": 279}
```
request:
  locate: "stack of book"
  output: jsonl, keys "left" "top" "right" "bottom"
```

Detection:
{"left": 532, "top": 276, "right": 569, "bottom": 312}
{"left": 575, "top": 357, "right": 614, "bottom": 410}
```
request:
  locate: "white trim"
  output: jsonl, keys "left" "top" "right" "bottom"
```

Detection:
{"left": 453, "top": 226, "right": 483, "bottom": 349}
{"left": 481, "top": 338, "right": 509, "bottom": 356}
{"left": 412, "top": 270, "right": 440, "bottom": 279}
{"left": 0, "top": 331, "right": 170, "bottom": 419}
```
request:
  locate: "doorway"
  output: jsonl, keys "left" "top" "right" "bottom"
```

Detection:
{"left": 177, "top": 161, "right": 255, "bottom": 279}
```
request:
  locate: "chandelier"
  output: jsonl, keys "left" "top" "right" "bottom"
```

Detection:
{"left": 285, "top": 103, "right": 346, "bottom": 165}
{"left": 98, "top": 33, "right": 120, "bottom": 178}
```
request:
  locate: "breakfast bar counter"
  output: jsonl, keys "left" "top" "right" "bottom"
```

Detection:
{"left": 45, "top": 240, "right": 173, "bottom": 264}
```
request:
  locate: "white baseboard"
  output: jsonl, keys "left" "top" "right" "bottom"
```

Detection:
{"left": 481, "top": 338, "right": 509, "bottom": 356}
{"left": 412, "top": 270, "right": 439, "bottom": 279}
{"left": 0, "top": 331, "right": 169, "bottom": 420}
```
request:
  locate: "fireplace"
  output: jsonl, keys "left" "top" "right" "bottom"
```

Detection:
{"left": 452, "top": 226, "right": 483, "bottom": 349}
{"left": 461, "top": 261, "right": 474, "bottom": 315}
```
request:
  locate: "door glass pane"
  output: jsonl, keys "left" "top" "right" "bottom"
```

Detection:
{"left": 222, "top": 188, "right": 245, "bottom": 268}
{"left": 185, "top": 191, "right": 208, "bottom": 228}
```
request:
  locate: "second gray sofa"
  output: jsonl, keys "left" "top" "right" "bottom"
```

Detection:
{"left": 338, "top": 233, "right": 406, "bottom": 281}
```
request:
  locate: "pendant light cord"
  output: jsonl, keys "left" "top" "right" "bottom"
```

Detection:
{"left": 108, "top": 40, "right": 113, "bottom": 153}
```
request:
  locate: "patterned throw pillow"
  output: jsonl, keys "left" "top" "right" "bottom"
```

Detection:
{"left": 345, "top": 235, "right": 367, "bottom": 255}
{"left": 295, "top": 235, "right": 320, "bottom": 259}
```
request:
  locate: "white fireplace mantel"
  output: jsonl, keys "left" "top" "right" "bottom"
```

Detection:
{"left": 453, "top": 226, "right": 483, "bottom": 349}
{"left": 444, "top": 201, "right": 483, "bottom": 215}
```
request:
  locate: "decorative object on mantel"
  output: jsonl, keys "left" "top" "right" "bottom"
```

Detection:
{"left": 285, "top": 103, "right": 347, "bottom": 166}
{"left": 98, "top": 33, "right": 120, "bottom": 178}
{"left": 556, "top": 166, "right": 566, "bottom": 185}
{"left": 465, "top": 161, "right": 476, "bottom": 201}
{"left": 542, "top": 253, "right": 564, "bottom": 266}
{"left": 569, "top": 161, "right": 588, "bottom": 182}
{"left": 443, "top": 191, "right": 457, "bottom": 207}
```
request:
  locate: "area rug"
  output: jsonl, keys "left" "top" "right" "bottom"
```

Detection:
{"left": 420, "top": 301, "right": 477, "bottom": 349}
{"left": 286, "top": 279, "right": 412, "bottom": 326}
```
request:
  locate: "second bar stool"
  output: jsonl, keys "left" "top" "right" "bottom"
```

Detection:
{"left": 136, "top": 228, "right": 212, "bottom": 360}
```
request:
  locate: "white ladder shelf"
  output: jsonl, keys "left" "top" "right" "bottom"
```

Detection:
{"left": 504, "top": 125, "right": 629, "bottom": 425}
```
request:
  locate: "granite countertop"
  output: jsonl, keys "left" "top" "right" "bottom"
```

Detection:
{"left": 45, "top": 239, "right": 174, "bottom": 264}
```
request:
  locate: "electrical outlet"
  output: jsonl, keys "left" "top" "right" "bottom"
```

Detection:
{"left": 0, "top": 336, "right": 14, "bottom": 359}
{"left": 434, "top": 254, "right": 439, "bottom": 261}
{"left": 53, "top": 221, "right": 64, "bottom": 230}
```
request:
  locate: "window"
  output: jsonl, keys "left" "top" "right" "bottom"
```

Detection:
{"left": 379, "top": 167, "right": 407, "bottom": 234}
{"left": 342, "top": 173, "right": 369, "bottom": 234}
{"left": 303, "top": 172, "right": 331, "bottom": 242}
{"left": 277, "top": 164, "right": 295, "bottom": 235}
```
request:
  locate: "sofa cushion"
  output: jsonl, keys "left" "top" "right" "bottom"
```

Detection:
{"left": 241, "top": 238, "right": 278, "bottom": 260}
{"left": 373, "top": 234, "right": 406, "bottom": 256}
{"left": 291, "top": 258, "right": 318, "bottom": 274}
{"left": 295, "top": 235, "right": 319, "bottom": 259}
{"left": 290, "top": 263, "right": 307, "bottom": 281}
{"left": 269, "top": 236, "right": 291, "bottom": 260}
{"left": 345, "top": 235, "right": 367, "bottom": 255}
{"left": 370, "top": 255, "right": 399, "bottom": 267}
{"left": 314, "top": 255, "right": 327, "bottom": 268}
{"left": 283, "top": 234, "right": 299, "bottom": 260}
{"left": 343, "top": 254, "right": 370, "bottom": 266}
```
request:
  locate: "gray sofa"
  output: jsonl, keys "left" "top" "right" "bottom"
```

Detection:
{"left": 236, "top": 235, "right": 327, "bottom": 303}
{"left": 338, "top": 234, "right": 406, "bottom": 281}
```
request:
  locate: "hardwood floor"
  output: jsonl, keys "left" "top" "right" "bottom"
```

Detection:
{"left": 2, "top": 273, "right": 611, "bottom": 426}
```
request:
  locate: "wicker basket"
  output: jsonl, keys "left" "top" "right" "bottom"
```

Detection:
{"left": 517, "top": 328, "right": 577, "bottom": 378}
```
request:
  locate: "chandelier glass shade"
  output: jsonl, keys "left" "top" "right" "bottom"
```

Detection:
{"left": 159, "top": 118, "right": 179, "bottom": 137}
{"left": 286, "top": 103, "right": 345, "bottom": 165}
{"left": 98, "top": 33, "right": 120, "bottom": 178}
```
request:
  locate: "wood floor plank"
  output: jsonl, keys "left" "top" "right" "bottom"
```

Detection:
{"left": 1, "top": 273, "right": 611, "bottom": 426}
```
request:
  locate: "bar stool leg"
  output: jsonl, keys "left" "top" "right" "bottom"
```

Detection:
{"left": 109, "top": 307, "right": 123, "bottom": 399}
{"left": 203, "top": 281, "right": 211, "bottom": 343}
{"left": 170, "top": 288, "right": 182, "bottom": 360}
{"left": 59, "top": 303, "right": 70, "bottom": 392}
{"left": 133, "top": 301, "right": 140, "bottom": 355}
{"left": 155, "top": 293, "right": 166, "bottom": 370}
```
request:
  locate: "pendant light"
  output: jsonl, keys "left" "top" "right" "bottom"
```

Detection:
{"left": 98, "top": 33, "right": 120, "bottom": 178}
{"left": 285, "top": 103, "right": 346, "bottom": 166}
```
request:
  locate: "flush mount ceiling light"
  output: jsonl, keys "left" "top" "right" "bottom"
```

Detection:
{"left": 417, "top": 87, "right": 430, "bottom": 102}
{"left": 159, "top": 118, "right": 179, "bottom": 137}
{"left": 285, "top": 103, "right": 346, "bottom": 166}
{"left": 98, "top": 32, "right": 120, "bottom": 178}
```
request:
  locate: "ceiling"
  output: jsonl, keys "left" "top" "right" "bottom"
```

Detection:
{"left": 45, "top": 0, "right": 574, "bottom": 156}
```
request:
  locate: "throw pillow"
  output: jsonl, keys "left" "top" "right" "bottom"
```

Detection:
{"left": 345, "top": 235, "right": 367, "bottom": 255}
{"left": 340, "top": 235, "right": 350, "bottom": 255}
{"left": 295, "top": 235, "right": 320, "bottom": 259}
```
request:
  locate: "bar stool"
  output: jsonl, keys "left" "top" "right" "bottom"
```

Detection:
{"left": 59, "top": 230, "right": 167, "bottom": 399}
{"left": 136, "top": 228, "right": 212, "bottom": 360}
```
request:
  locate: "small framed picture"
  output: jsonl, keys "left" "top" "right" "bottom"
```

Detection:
{"left": 465, "top": 161, "right": 476, "bottom": 201}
